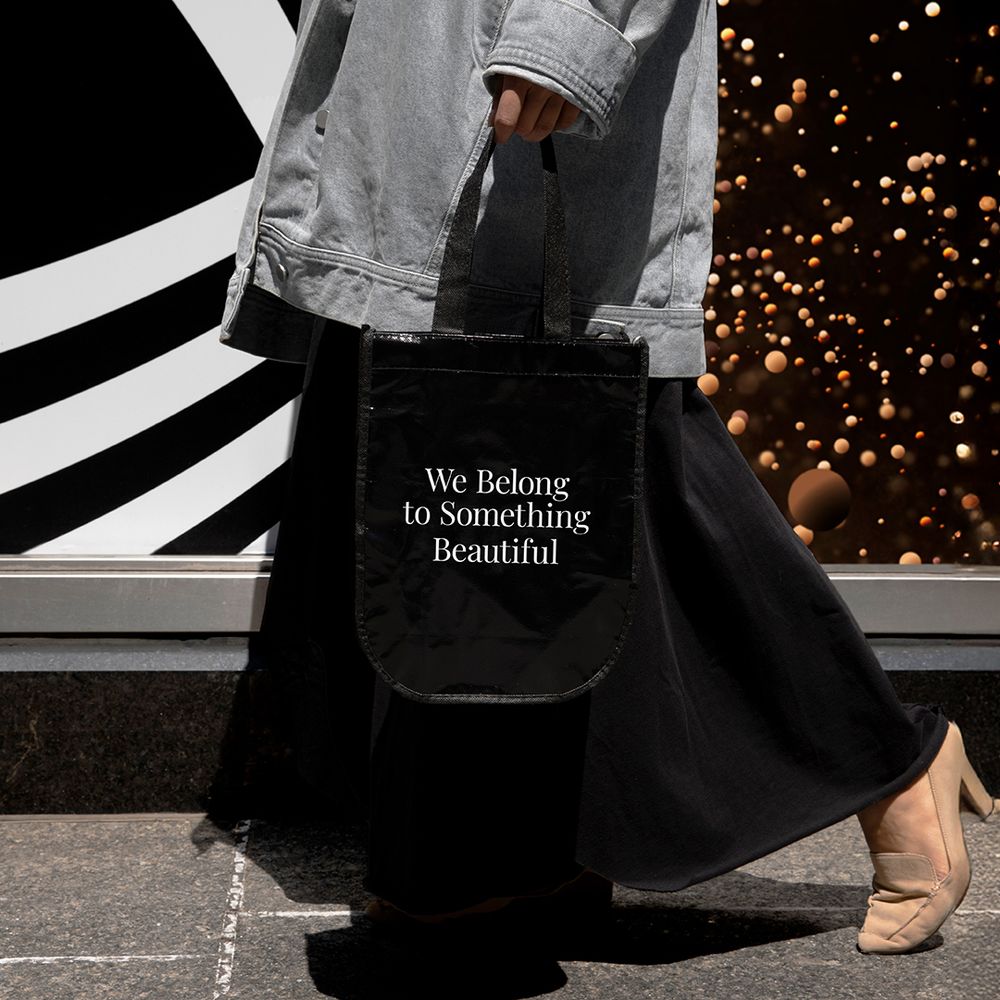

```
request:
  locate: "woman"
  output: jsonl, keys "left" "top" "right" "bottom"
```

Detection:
{"left": 220, "top": 0, "right": 996, "bottom": 954}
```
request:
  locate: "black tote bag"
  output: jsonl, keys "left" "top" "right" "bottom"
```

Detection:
{"left": 354, "top": 126, "right": 648, "bottom": 703}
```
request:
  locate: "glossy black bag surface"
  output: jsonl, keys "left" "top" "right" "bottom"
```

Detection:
{"left": 354, "top": 128, "right": 648, "bottom": 703}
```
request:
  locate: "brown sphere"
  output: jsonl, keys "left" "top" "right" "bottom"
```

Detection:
{"left": 788, "top": 468, "right": 852, "bottom": 531}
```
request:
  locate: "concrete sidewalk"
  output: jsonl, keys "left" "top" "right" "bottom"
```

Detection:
{"left": 1, "top": 811, "right": 997, "bottom": 1000}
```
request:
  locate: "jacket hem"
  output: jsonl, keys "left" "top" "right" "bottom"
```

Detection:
{"left": 219, "top": 223, "right": 708, "bottom": 379}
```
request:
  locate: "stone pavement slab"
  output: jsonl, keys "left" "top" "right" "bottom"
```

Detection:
{"left": 0, "top": 814, "right": 233, "bottom": 999}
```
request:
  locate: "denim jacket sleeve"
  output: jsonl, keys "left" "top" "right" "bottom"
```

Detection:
{"left": 482, "top": 0, "right": 680, "bottom": 140}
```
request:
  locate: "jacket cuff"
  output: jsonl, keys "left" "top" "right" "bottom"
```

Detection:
{"left": 482, "top": 0, "right": 639, "bottom": 140}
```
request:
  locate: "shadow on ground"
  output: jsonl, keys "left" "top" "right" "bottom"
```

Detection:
{"left": 302, "top": 879, "right": 875, "bottom": 1000}
{"left": 201, "top": 815, "right": 884, "bottom": 1000}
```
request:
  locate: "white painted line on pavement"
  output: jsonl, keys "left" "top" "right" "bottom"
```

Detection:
{"left": 0, "top": 954, "right": 205, "bottom": 965}
{"left": 212, "top": 817, "right": 253, "bottom": 999}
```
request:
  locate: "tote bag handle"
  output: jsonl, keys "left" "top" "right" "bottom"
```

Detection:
{"left": 431, "top": 127, "right": 572, "bottom": 340}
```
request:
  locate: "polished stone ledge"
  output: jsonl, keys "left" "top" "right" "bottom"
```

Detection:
{"left": 0, "top": 557, "right": 998, "bottom": 635}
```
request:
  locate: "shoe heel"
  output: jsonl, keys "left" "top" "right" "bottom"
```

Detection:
{"left": 958, "top": 748, "right": 997, "bottom": 822}
{"left": 951, "top": 722, "right": 1000, "bottom": 823}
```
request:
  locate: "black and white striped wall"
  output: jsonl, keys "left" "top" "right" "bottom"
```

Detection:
{"left": 2, "top": 1, "right": 305, "bottom": 562}
{"left": 0, "top": 1, "right": 996, "bottom": 636}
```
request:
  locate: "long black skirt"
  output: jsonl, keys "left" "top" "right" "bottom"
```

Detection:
{"left": 257, "top": 316, "right": 949, "bottom": 917}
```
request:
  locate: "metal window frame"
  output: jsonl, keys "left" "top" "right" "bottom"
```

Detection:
{"left": 0, "top": 555, "right": 997, "bottom": 636}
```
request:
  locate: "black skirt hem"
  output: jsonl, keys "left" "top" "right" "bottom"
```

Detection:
{"left": 589, "top": 706, "right": 950, "bottom": 894}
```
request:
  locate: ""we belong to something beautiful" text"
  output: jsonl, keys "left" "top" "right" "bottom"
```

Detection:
{"left": 402, "top": 467, "right": 592, "bottom": 565}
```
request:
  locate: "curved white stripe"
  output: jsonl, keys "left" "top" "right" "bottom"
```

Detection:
{"left": 240, "top": 524, "right": 280, "bottom": 556}
{"left": 24, "top": 399, "right": 301, "bottom": 555}
{"left": 172, "top": 0, "right": 295, "bottom": 143}
{"left": 2, "top": 3, "right": 295, "bottom": 352}
{"left": 0, "top": 183, "right": 253, "bottom": 351}
{"left": 0, "top": 329, "right": 283, "bottom": 494}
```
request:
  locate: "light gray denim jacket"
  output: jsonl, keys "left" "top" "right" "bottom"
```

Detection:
{"left": 219, "top": 0, "right": 718, "bottom": 378}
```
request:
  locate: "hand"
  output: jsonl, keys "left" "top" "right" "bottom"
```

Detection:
{"left": 488, "top": 74, "right": 582, "bottom": 144}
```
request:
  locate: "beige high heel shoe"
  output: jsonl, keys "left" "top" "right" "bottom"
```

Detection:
{"left": 857, "top": 719, "right": 997, "bottom": 954}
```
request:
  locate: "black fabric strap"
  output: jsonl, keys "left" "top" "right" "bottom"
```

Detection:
{"left": 432, "top": 127, "right": 572, "bottom": 339}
